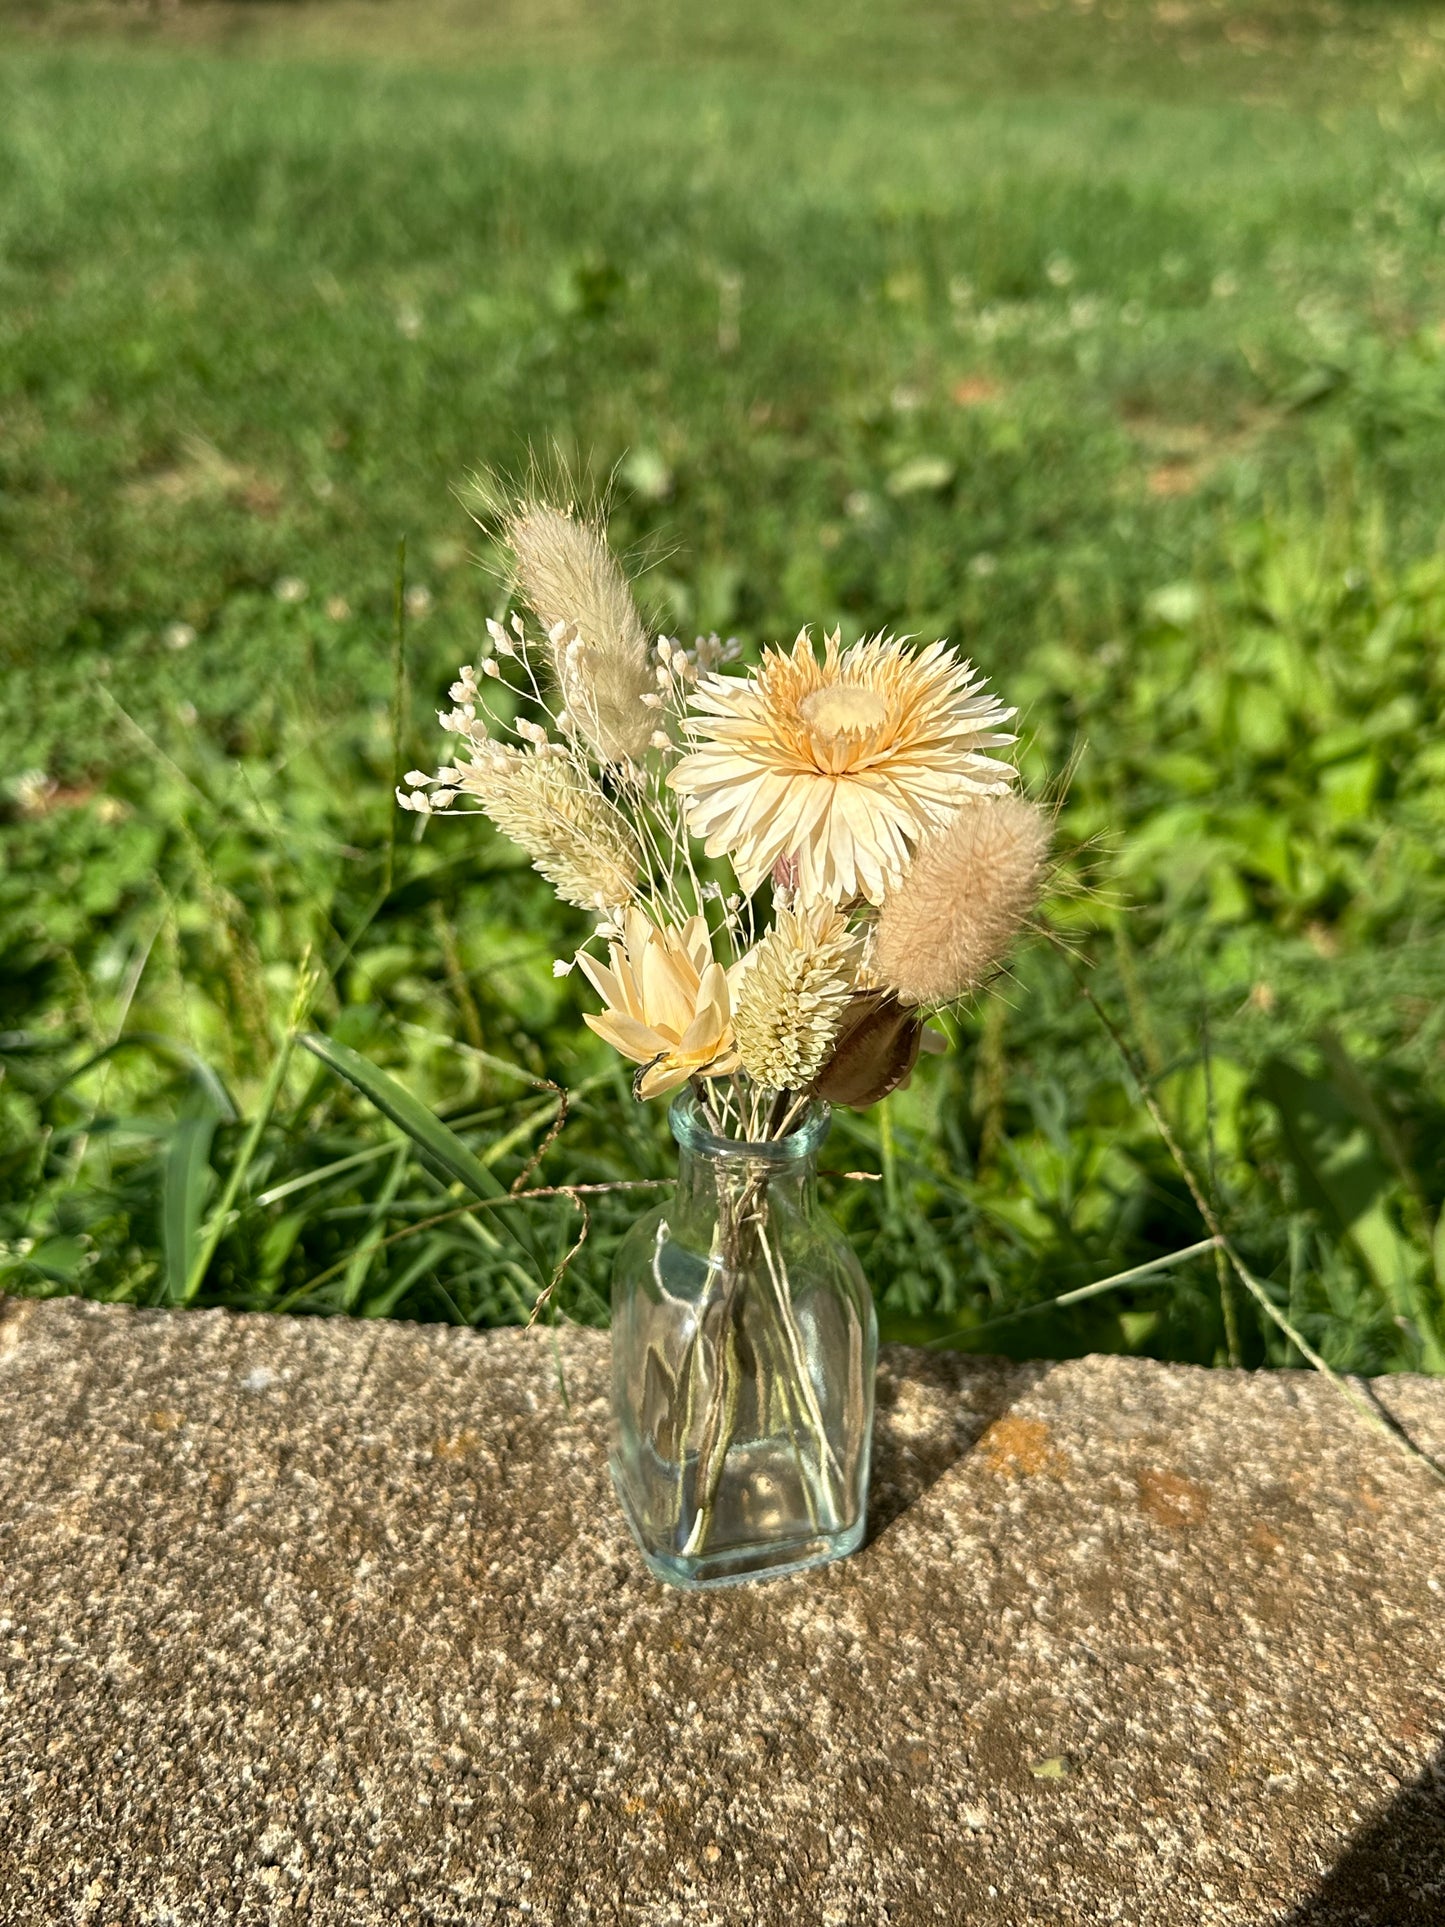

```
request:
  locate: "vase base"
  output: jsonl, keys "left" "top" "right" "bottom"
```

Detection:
{"left": 612, "top": 1466, "right": 867, "bottom": 1589}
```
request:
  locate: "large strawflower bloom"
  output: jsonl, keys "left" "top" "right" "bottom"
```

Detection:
{"left": 578, "top": 909, "right": 740, "bottom": 1099}
{"left": 668, "top": 630, "right": 1017, "bottom": 903}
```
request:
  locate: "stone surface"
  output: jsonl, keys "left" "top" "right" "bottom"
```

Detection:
{"left": 2, "top": 1297, "right": 1444, "bottom": 1925}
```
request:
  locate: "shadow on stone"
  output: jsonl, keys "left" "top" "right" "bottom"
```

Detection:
{"left": 1286, "top": 1744, "right": 1445, "bottom": 1925}
{"left": 866, "top": 1352, "right": 1053, "bottom": 1540}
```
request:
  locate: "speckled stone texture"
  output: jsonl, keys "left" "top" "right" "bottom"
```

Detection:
{"left": 1, "top": 1298, "right": 1444, "bottom": 1925}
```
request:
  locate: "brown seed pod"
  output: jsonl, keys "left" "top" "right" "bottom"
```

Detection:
{"left": 809, "top": 990, "right": 925, "bottom": 1110}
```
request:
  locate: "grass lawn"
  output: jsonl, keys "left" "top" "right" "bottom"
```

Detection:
{"left": 2, "top": 0, "right": 1444, "bottom": 1371}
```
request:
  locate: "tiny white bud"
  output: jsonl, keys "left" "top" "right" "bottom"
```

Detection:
{"left": 404, "top": 770, "right": 431, "bottom": 787}
{"left": 482, "top": 659, "right": 502, "bottom": 679}
{"left": 640, "top": 693, "right": 663, "bottom": 710}
{"left": 552, "top": 957, "right": 575, "bottom": 979}
{"left": 649, "top": 730, "right": 671, "bottom": 751}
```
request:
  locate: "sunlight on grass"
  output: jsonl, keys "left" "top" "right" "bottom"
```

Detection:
{"left": 1, "top": 0, "right": 1442, "bottom": 1371}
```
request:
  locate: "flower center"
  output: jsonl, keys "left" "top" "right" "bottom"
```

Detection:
{"left": 798, "top": 684, "right": 888, "bottom": 743}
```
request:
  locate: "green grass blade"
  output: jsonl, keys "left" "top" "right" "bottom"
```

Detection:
{"left": 338, "top": 1143, "right": 409, "bottom": 1312}
{"left": 254, "top": 1141, "right": 396, "bottom": 1208}
{"left": 359, "top": 1234, "right": 454, "bottom": 1319}
{"left": 386, "top": 535, "right": 409, "bottom": 898}
{"left": 49, "top": 1033, "right": 237, "bottom": 1119}
{"left": 298, "top": 1030, "right": 548, "bottom": 1282}
{"left": 182, "top": 1016, "right": 306, "bottom": 1303}
{"left": 162, "top": 1106, "right": 224, "bottom": 1306}
{"left": 1260, "top": 1055, "right": 1442, "bottom": 1366}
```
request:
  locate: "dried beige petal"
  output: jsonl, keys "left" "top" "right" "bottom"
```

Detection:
{"left": 578, "top": 908, "right": 739, "bottom": 1098}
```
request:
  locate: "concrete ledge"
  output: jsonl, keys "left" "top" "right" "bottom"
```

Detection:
{"left": 2, "top": 1294, "right": 1444, "bottom": 1924}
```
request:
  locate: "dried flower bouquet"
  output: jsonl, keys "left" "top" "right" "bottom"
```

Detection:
{"left": 400, "top": 492, "right": 1048, "bottom": 1581}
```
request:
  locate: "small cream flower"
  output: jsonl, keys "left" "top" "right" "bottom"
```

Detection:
{"left": 669, "top": 629, "right": 1017, "bottom": 904}
{"left": 578, "top": 909, "right": 740, "bottom": 1098}
{"left": 732, "top": 903, "right": 863, "bottom": 1093}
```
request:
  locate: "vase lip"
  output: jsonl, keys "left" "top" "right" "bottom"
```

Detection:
{"left": 668, "top": 1088, "right": 831, "bottom": 1164}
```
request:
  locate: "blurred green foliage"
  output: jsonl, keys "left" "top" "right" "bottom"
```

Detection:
{"left": 1, "top": 1, "right": 1443, "bottom": 1371}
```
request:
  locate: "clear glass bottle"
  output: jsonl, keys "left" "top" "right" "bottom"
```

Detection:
{"left": 609, "top": 1090, "right": 876, "bottom": 1589}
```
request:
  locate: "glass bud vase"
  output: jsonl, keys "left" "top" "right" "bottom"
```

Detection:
{"left": 609, "top": 1090, "right": 877, "bottom": 1589}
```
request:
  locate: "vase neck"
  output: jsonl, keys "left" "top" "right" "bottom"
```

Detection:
{"left": 673, "top": 1142, "right": 818, "bottom": 1228}
{"left": 667, "top": 1090, "right": 829, "bottom": 1233}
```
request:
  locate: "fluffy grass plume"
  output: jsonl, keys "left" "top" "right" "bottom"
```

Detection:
{"left": 444, "top": 743, "right": 642, "bottom": 913}
{"left": 503, "top": 503, "right": 654, "bottom": 763}
{"left": 872, "top": 796, "right": 1050, "bottom": 1006}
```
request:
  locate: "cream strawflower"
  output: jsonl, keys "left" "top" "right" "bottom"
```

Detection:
{"left": 668, "top": 629, "right": 1017, "bottom": 904}
{"left": 578, "top": 908, "right": 740, "bottom": 1099}
{"left": 732, "top": 903, "right": 863, "bottom": 1092}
